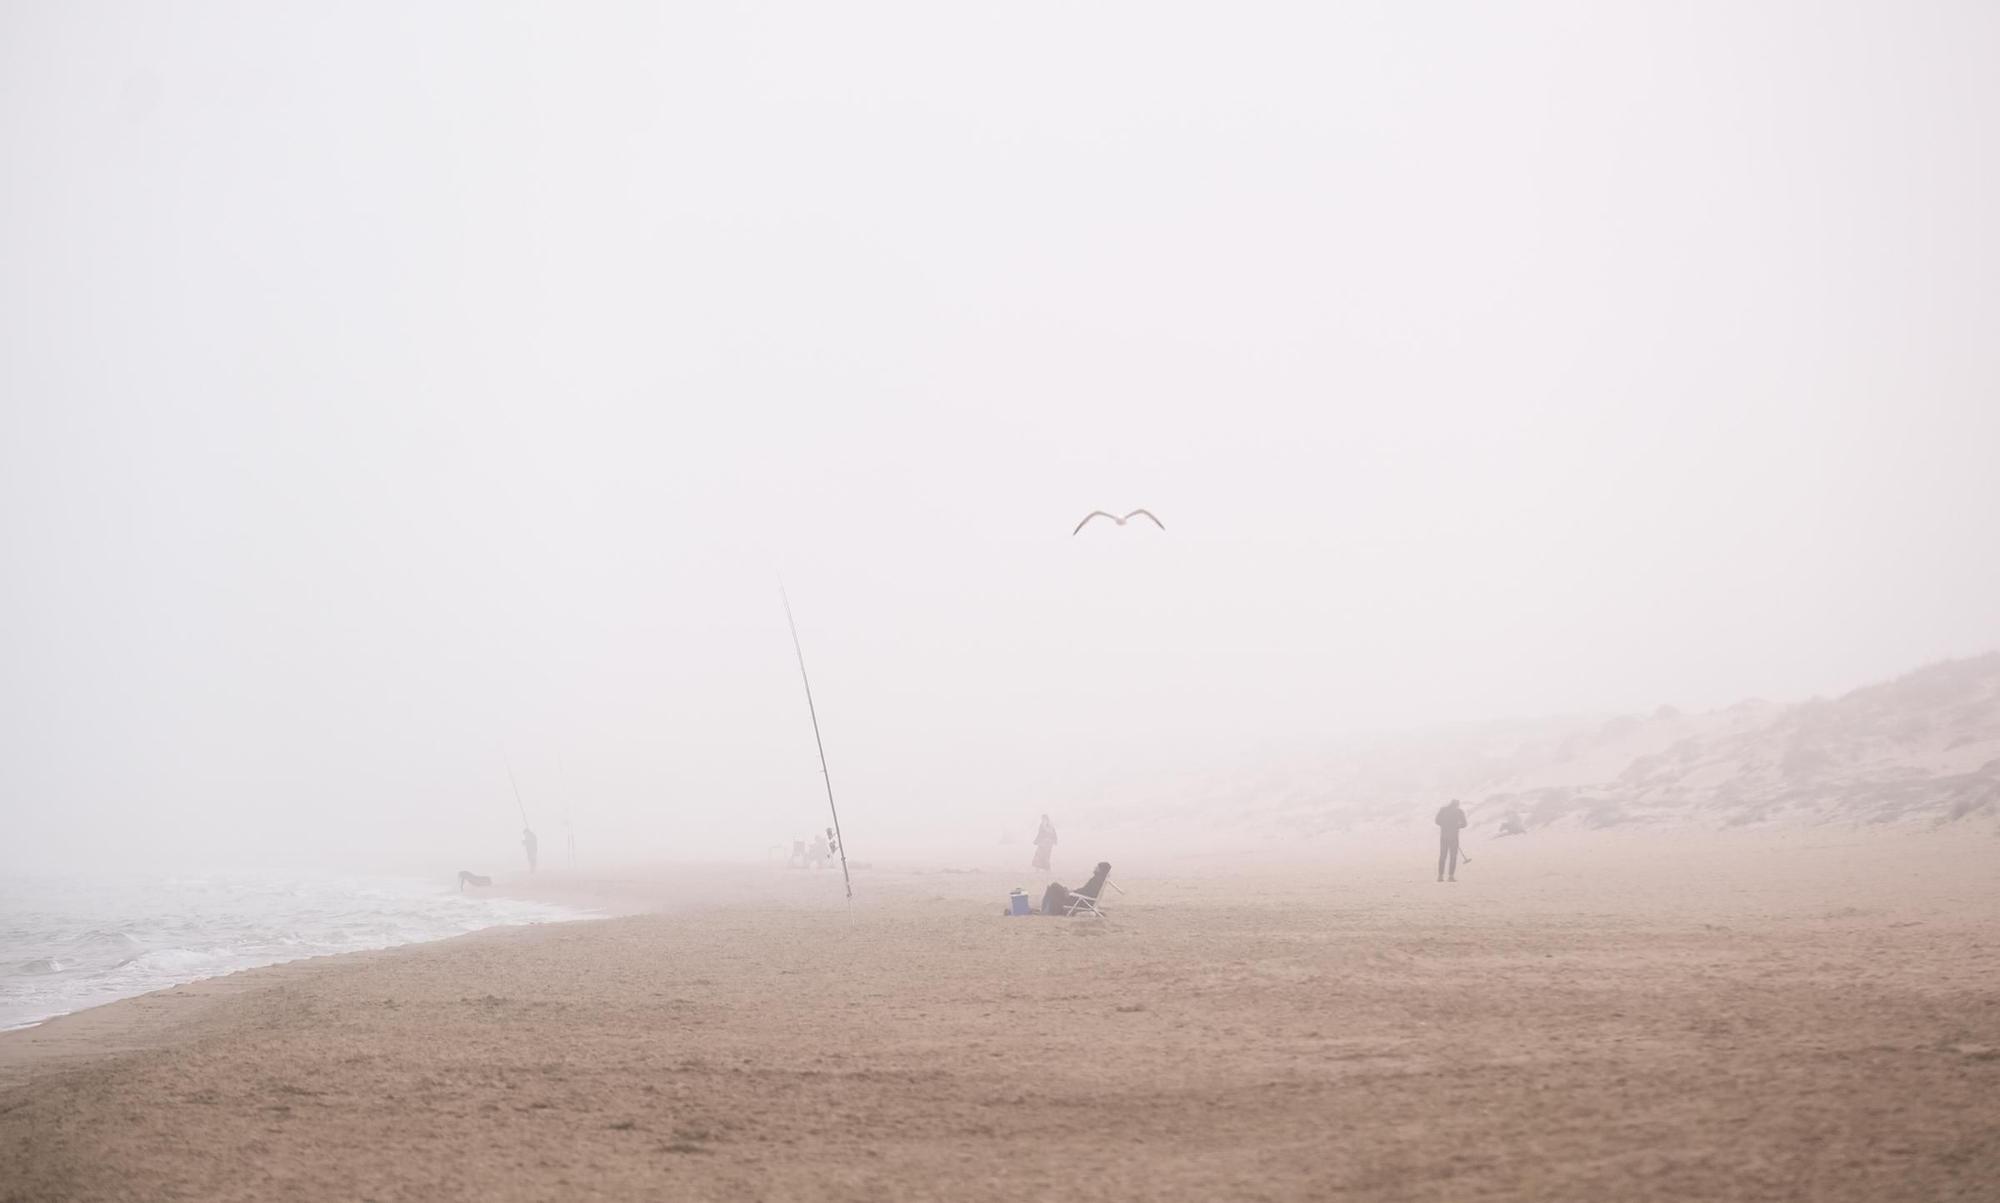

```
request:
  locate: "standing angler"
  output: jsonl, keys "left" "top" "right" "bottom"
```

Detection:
{"left": 1435, "top": 799, "right": 1468, "bottom": 882}
{"left": 1032, "top": 814, "right": 1057, "bottom": 871}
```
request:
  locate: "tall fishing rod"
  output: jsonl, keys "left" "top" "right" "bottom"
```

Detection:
{"left": 781, "top": 586, "right": 852, "bottom": 900}
{"left": 503, "top": 752, "right": 530, "bottom": 827}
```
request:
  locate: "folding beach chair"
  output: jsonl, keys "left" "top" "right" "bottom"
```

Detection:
{"left": 1063, "top": 892, "right": 1107, "bottom": 919}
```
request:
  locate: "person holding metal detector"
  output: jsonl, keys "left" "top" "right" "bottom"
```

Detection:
{"left": 1435, "top": 799, "right": 1469, "bottom": 882}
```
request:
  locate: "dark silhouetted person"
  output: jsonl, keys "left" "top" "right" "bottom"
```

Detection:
{"left": 1032, "top": 814, "right": 1057, "bottom": 871}
{"left": 1435, "top": 800, "right": 1467, "bottom": 881}
{"left": 522, "top": 827, "right": 539, "bottom": 873}
{"left": 1039, "top": 861, "right": 1111, "bottom": 916}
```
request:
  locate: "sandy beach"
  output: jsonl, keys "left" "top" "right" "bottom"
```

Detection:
{"left": 3, "top": 828, "right": 1998, "bottom": 1202}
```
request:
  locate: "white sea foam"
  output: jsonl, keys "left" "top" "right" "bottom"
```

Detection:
{"left": 0, "top": 873, "right": 594, "bottom": 1030}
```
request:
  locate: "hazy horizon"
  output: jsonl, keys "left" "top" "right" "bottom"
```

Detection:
{"left": 4, "top": 2, "right": 1998, "bottom": 872}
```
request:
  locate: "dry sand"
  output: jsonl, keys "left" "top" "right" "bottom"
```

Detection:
{"left": 4, "top": 828, "right": 1998, "bottom": 1201}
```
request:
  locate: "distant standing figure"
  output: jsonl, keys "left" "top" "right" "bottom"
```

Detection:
{"left": 1032, "top": 814, "right": 1057, "bottom": 871}
{"left": 1435, "top": 800, "right": 1467, "bottom": 882}
{"left": 522, "top": 827, "right": 539, "bottom": 873}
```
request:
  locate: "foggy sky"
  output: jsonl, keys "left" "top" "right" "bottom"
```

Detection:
{"left": 3, "top": 2, "right": 1997, "bottom": 871}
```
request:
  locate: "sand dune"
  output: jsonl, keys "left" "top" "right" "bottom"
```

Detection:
{"left": 4, "top": 829, "right": 1998, "bottom": 1201}
{"left": 1141, "top": 654, "right": 2000, "bottom": 839}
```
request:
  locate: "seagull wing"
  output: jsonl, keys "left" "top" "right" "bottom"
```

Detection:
{"left": 1123, "top": 508, "right": 1166, "bottom": 530}
{"left": 1072, "top": 511, "right": 1117, "bottom": 536}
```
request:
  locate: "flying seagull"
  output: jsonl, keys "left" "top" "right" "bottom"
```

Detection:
{"left": 1073, "top": 508, "right": 1166, "bottom": 536}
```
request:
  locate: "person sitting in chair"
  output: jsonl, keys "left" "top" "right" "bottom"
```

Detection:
{"left": 1039, "top": 861, "right": 1112, "bottom": 916}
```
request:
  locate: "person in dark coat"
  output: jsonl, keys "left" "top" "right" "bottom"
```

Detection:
{"left": 1435, "top": 800, "right": 1467, "bottom": 882}
{"left": 1039, "top": 861, "right": 1111, "bottom": 916}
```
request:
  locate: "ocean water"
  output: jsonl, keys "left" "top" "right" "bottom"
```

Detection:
{"left": 0, "top": 872, "right": 595, "bottom": 1030}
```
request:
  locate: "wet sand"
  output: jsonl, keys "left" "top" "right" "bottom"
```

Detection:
{"left": 4, "top": 829, "right": 1998, "bottom": 1201}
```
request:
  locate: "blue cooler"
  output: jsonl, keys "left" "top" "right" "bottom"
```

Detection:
{"left": 1008, "top": 889, "right": 1031, "bottom": 917}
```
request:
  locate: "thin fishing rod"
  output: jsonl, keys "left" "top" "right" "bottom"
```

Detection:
{"left": 504, "top": 752, "right": 530, "bottom": 827}
{"left": 781, "top": 586, "right": 852, "bottom": 900}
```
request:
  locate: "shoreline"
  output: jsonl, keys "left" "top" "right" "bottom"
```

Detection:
{"left": 0, "top": 858, "right": 870, "bottom": 1069}
{"left": 0, "top": 919, "right": 562, "bottom": 1088}
{"left": 0, "top": 875, "right": 610, "bottom": 1039}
